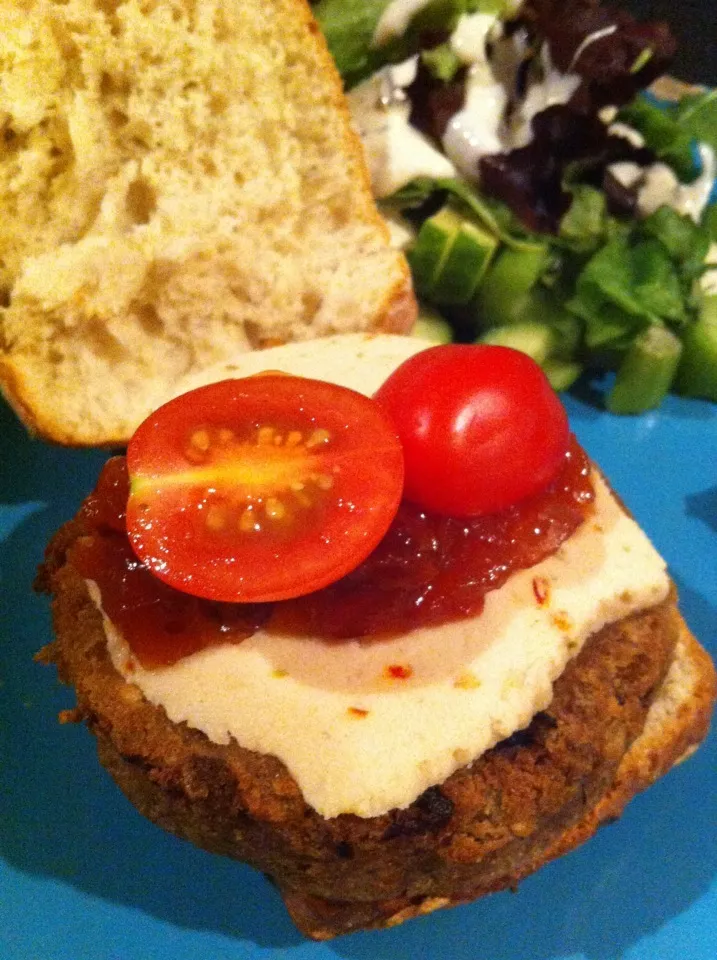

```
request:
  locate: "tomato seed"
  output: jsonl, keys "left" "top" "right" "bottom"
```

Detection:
{"left": 265, "top": 497, "right": 286, "bottom": 520}
{"left": 205, "top": 505, "right": 227, "bottom": 531}
{"left": 190, "top": 429, "right": 211, "bottom": 451}
{"left": 293, "top": 490, "right": 312, "bottom": 508}
{"left": 306, "top": 428, "right": 330, "bottom": 448}
{"left": 314, "top": 474, "right": 334, "bottom": 491}
{"left": 184, "top": 444, "right": 207, "bottom": 464}
{"left": 239, "top": 508, "right": 259, "bottom": 532}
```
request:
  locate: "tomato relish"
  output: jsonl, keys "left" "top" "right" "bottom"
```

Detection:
{"left": 71, "top": 438, "right": 594, "bottom": 668}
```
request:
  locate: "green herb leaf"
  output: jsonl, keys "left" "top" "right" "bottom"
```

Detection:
{"left": 558, "top": 185, "right": 607, "bottom": 252}
{"left": 569, "top": 231, "right": 687, "bottom": 340}
{"left": 630, "top": 239, "right": 686, "bottom": 325}
{"left": 639, "top": 206, "right": 710, "bottom": 285}
{"left": 421, "top": 43, "right": 462, "bottom": 81}
{"left": 702, "top": 203, "right": 717, "bottom": 243}
{"left": 670, "top": 89, "right": 717, "bottom": 153}
{"left": 618, "top": 96, "right": 696, "bottom": 181}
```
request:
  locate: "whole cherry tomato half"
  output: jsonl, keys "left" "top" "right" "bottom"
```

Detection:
{"left": 374, "top": 344, "right": 570, "bottom": 517}
{"left": 126, "top": 376, "right": 404, "bottom": 603}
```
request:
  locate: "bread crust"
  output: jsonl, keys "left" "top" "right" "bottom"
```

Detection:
{"left": 0, "top": 269, "right": 417, "bottom": 449}
{"left": 38, "top": 496, "right": 715, "bottom": 938}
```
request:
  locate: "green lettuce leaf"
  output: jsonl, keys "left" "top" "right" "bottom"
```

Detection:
{"left": 568, "top": 231, "right": 689, "bottom": 350}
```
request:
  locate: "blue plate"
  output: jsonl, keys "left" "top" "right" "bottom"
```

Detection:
{"left": 1, "top": 388, "right": 715, "bottom": 960}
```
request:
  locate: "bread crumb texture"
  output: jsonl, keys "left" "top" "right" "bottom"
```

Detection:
{"left": 0, "top": 0, "right": 411, "bottom": 443}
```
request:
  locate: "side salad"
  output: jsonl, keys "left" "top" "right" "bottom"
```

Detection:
{"left": 314, "top": 0, "right": 717, "bottom": 412}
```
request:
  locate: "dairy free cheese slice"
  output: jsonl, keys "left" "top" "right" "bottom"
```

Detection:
{"left": 94, "top": 473, "right": 667, "bottom": 819}
{"left": 91, "top": 334, "right": 669, "bottom": 818}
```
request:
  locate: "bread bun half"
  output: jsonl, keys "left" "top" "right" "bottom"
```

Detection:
{"left": 0, "top": 0, "right": 415, "bottom": 446}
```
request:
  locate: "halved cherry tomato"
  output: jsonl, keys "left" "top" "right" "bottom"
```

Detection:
{"left": 126, "top": 376, "right": 404, "bottom": 603}
{"left": 374, "top": 344, "right": 569, "bottom": 517}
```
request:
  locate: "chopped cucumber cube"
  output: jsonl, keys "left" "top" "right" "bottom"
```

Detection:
{"left": 431, "top": 218, "right": 498, "bottom": 305}
{"left": 407, "top": 207, "right": 461, "bottom": 297}
{"left": 476, "top": 245, "right": 550, "bottom": 327}
{"left": 412, "top": 308, "right": 454, "bottom": 344}
{"left": 700, "top": 293, "right": 717, "bottom": 325}
{"left": 508, "top": 287, "right": 583, "bottom": 359}
{"left": 543, "top": 359, "right": 584, "bottom": 392}
{"left": 477, "top": 322, "right": 556, "bottom": 366}
{"left": 606, "top": 325, "right": 682, "bottom": 414}
{"left": 674, "top": 299, "right": 717, "bottom": 400}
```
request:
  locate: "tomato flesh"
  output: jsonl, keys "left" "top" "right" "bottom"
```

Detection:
{"left": 374, "top": 344, "right": 570, "bottom": 517}
{"left": 126, "top": 376, "right": 404, "bottom": 603}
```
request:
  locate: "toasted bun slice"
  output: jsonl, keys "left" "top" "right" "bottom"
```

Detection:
{"left": 0, "top": 0, "right": 415, "bottom": 447}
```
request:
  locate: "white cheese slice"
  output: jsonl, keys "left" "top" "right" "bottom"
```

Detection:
{"left": 95, "top": 473, "right": 668, "bottom": 819}
{"left": 174, "top": 333, "right": 431, "bottom": 398}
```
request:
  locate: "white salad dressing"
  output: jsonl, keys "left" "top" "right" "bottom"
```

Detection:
{"left": 610, "top": 143, "right": 716, "bottom": 223}
{"left": 347, "top": 57, "right": 456, "bottom": 197}
{"left": 569, "top": 24, "right": 618, "bottom": 70}
{"left": 358, "top": 10, "right": 584, "bottom": 185}
{"left": 441, "top": 13, "right": 508, "bottom": 175}
{"left": 509, "top": 45, "right": 581, "bottom": 148}
{"left": 640, "top": 143, "right": 716, "bottom": 222}
{"left": 449, "top": 12, "right": 500, "bottom": 64}
{"left": 607, "top": 121, "right": 646, "bottom": 148}
{"left": 442, "top": 61, "right": 508, "bottom": 176}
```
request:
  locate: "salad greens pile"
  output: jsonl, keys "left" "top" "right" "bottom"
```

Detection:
{"left": 314, "top": 0, "right": 717, "bottom": 412}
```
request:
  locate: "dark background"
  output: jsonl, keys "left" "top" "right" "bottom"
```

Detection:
{"left": 617, "top": 0, "right": 715, "bottom": 84}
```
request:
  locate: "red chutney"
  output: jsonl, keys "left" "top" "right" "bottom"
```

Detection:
{"left": 71, "top": 438, "right": 594, "bottom": 668}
